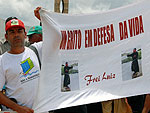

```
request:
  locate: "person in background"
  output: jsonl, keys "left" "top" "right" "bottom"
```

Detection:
{"left": 127, "top": 95, "right": 145, "bottom": 113}
{"left": 101, "top": 99, "right": 132, "bottom": 113}
{"left": 27, "top": 25, "right": 42, "bottom": 45}
{"left": 0, "top": 41, "right": 11, "bottom": 54}
{"left": 142, "top": 94, "right": 150, "bottom": 113}
{"left": 0, "top": 41, "right": 3, "bottom": 55}
{"left": 126, "top": 48, "right": 145, "bottom": 113}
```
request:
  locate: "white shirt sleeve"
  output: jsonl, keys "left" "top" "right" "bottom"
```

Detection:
{"left": 31, "top": 42, "right": 43, "bottom": 61}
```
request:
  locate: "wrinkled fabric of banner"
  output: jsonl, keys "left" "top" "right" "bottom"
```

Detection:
{"left": 33, "top": 0, "right": 150, "bottom": 112}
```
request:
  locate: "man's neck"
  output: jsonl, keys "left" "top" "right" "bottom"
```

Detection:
{"left": 8, "top": 47, "right": 25, "bottom": 54}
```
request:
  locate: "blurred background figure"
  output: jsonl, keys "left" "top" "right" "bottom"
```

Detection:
{"left": 101, "top": 99, "right": 132, "bottom": 113}
{"left": 27, "top": 26, "right": 42, "bottom": 45}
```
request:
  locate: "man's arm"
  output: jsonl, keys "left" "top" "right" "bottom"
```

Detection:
{"left": 127, "top": 53, "right": 133, "bottom": 57}
{"left": 0, "top": 92, "right": 34, "bottom": 113}
{"left": 69, "top": 66, "right": 73, "bottom": 69}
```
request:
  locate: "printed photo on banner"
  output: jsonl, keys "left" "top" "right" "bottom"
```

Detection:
{"left": 121, "top": 46, "right": 143, "bottom": 81}
{"left": 61, "top": 60, "right": 79, "bottom": 92}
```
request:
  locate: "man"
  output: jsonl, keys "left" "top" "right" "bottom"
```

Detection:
{"left": 27, "top": 25, "right": 42, "bottom": 45}
{"left": 0, "top": 17, "right": 34, "bottom": 55}
{"left": 63, "top": 62, "right": 73, "bottom": 91}
{"left": 0, "top": 17, "right": 42, "bottom": 113}
{"left": 127, "top": 48, "right": 139, "bottom": 78}
{"left": 0, "top": 17, "right": 18, "bottom": 55}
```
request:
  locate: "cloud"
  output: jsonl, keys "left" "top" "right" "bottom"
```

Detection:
{"left": 0, "top": 0, "right": 31, "bottom": 19}
{"left": 0, "top": 0, "right": 53, "bottom": 26}
{"left": 69, "top": 0, "right": 141, "bottom": 14}
{"left": 0, "top": 0, "right": 141, "bottom": 26}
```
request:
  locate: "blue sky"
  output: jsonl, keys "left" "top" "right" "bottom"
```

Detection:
{"left": 0, "top": 0, "right": 141, "bottom": 26}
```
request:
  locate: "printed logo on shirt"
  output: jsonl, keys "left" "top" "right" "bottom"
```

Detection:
{"left": 21, "top": 57, "right": 34, "bottom": 75}
{"left": 20, "top": 57, "right": 39, "bottom": 84}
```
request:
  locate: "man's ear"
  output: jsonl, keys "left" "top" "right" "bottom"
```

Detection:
{"left": 25, "top": 31, "right": 27, "bottom": 39}
{"left": 39, "top": 34, "right": 43, "bottom": 40}
{"left": 5, "top": 34, "right": 8, "bottom": 41}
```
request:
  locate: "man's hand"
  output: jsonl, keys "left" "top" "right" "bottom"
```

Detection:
{"left": 0, "top": 92, "right": 34, "bottom": 113}
{"left": 15, "top": 106, "right": 34, "bottom": 113}
{"left": 34, "top": 7, "right": 41, "bottom": 20}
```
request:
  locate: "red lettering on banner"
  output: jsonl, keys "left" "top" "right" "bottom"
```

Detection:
{"left": 102, "top": 72, "right": 106, "bottom": 80}
{"left": 135, "top": 17, "right": 140, "bottom": 35}
{"left": 84, "top": 72, "right": 116, "bottom": 86}
{"left": 60, "top": 30, "right": 82, "bottom": 50}
{"left": 102, "top": 72, "right": 115, "bottom": 81}
{"left": 78, "top": 30, "right": 82, "bottom": 49}
{"left": 84, "top": 75, "right": 92, "bottom": 86}
{"left": 88, "top": 24, "right": 115, "bottom": 48}
{"left": 60, "top": 31, "right": 67, "bottom": 49}
{"left": 85, "top": 29, "right": 92, "bottom": 48}
{"left": 60, "top": 15, "right": 144, "bottom": 49}
{"left": 67, "top": 30, "right": 72, "bottom": 50}
{"left": 139, "top": 15, "right": 144, "bottom": 34}
{"left": 97, "top": 28, "right": 101, "bottom": 45}
{"left": 85, "top": 30, "right": 88, "bottom": 48}
{"left": 84, "top": 74, "right": 100, "bottom": 86}
{"left": 128, "top": 18, "right": 135, "bottom": 37}
{"left": 94, "top": 29, "right": 97, "bottom": 46}
{"left": 119, "top": 21, "right": 128, "bottom": 40}
{"left": 100, "top": 27, "right": 104, "bottom": 45}
{"left": 124, "top": 21, "right": 128, "bottom": 39}
{"left": 106, "top": 25, "right": 110, "bottom": 43}
{"left": 110, "top": 24, "right": 115, "bottom": 42}
{"left": 103, "top": 27, "right": 107, "bottom": 44}
{"left": 128, "top": 15, "right": 144, "bottom": 38}
{"left": 73, "top": 30, "right": 77, "bottom": 49}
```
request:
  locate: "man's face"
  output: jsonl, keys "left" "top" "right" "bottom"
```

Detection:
{"left": 5, "top": 27, "right": 26, "bottom": 48}
{"left": 133, "top": 49, "right": 136, "bottom": 53}
{"left": 28, "top": 33, "right": 42, "bottom": 44}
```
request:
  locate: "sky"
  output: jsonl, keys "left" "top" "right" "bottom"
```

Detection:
{"left": 0, "top": 0, "right": 141, "bottom": 26}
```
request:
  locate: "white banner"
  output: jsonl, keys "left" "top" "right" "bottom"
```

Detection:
{"left": 33, "top": 0, "right": 150, "bottom": 112}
